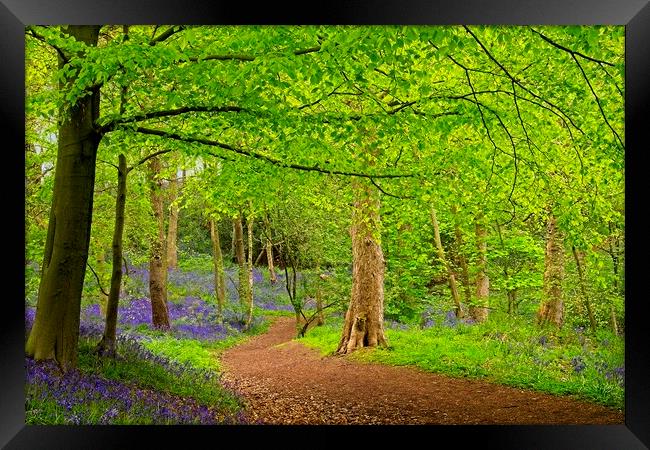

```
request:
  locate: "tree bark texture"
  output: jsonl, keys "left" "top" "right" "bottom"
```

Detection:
{"left": 263, "top": 213, "right": 277, "bottom": 283}
{"left": 25, "top": 26, "right": 102, "bottom": 370}
{"left": 316, "top": 271, "right": 326, "bottom": 326}
{"left": 245, "top": 210, "right": 254, "bottom": 328}
{"left": 537, "top": 214, "right": 565, "bottom": 328}
{"left": 572, "top": 246, "right": 597, "bottom": 333}
{"left": 470, "top": 218, "right": 490, "bottom": 323}
{"left": 451, "top": 205, "right": 472, "bottom": 304}
{"left": 210, "top": 219, "right": 226, "bottom": 321}
{"left": 430, "top": 208, "right": 463, "bottom": 318}
{"left": 337, "top": 180, "right": 387, "bottom": 354}
{"left": 97, "top": 154, "right": 128, "bottom": 357}
{"left": 166, "top": 175, "right": 179, "bottom": 269}
{"left": 233, "top": 214, "right": 248, "bottom": 313}
{"left": 148, "top": 156, "right": 170, "bottom": 329}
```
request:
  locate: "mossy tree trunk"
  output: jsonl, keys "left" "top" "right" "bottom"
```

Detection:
{"left": 96, "top": 154, "right": 128, "bottom": 357}
{"left": 470, "top": 217, "right": 490, "bottom": 323}
{"left": 245, "top": 208, "right": 254, "bottom": 328}
{"left": 572, "top": 246, "right": 597, "bottom": 333}
{"left": 25, "top": 25, "right": 102, "bottom": 371}
{"left": 337, "top": 180, "right": 387, "bottom": 354}
{"left": 451, "top": 205, "right": 472, "bottom": 304}
{"left": 263, "top": 212, "right": 277, "bottom": 283}
{"left": 233, "top": 213, "right": 249, "bottom": 323}
{"left": 166, "top": 174, "right": 179, "bottom": 269}
{"left": 537, "top": 214, "right": 565, "bottom": 328}
{"left": 210, "top": 218, "right": 226, "bottom": 321}
{"left": 316, "top": 269, "right": 326, "bottom": 326}
{"left": 148, "top": 156, "right": 170, "bottom": 329}
{"left": 430, "top": 207, "right": 464, "bottom": 318}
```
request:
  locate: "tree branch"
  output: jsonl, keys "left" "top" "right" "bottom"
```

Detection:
{"left": 86, "top": 262, "right": 109, "bottom": 297}
{"left": 131, "top": 126, "right": 415, "bottom": 179}
{"left": 370, "top": 178, "right": 414, "bottom": 199}
{"left": 529, "top": 28, "right": 615, "bottom": 67}
{"left": 25, "top": 26, "right": 69, "bottom": 63}
{"left": 98, "top": 105, "right": 245, "bottom": 134}
{"left": 189, "top": 44, "right": 321, "bottom": 63}
{"left": 127, "top": 149, "right": 173, "bottom": 173}
{"left": 150, "top": 26, "right": 187, "bottom": 45}
{"left": 571, "top": 54, "right": 624, "bottom": 150}
{"left": 463, "top": 26, "right": 585, "bottom": 136}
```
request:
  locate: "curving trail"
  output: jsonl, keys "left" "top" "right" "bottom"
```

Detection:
{"left": 220, "top": 317, "right": 623, "bottom": 425}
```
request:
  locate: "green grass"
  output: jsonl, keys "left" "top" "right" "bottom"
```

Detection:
{"left": 77, "top": 339, "right": 241, "bottom": 411}
{"left": 299, "top": 314, "right": 624, "bottom": 409}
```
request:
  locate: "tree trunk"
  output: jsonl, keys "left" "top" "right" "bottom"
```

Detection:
{"left": 97, "top": 154, "right": 128, "bottom": 357}
{"left": 231, "top": 221, "right": 237, "bottom": 263}
{"left": 507, "top": 289, "right": 517, "bottom": 314}
{"left": 210, "top": 219, "right": 226, "bottom": 321}
{"left": 470, "top": 218, "right": 490, "bottom": 323}
{"left": 25, "top": 26, "right": 102, "bottom": 371}
{"left": 451, "top": 205, "right": 472, "bottom": 304}
{"left": 607, "top": 222, "right": 620, "bottom": 335}
{"left": 537, "top": 214, "right": 565, "bottom": 328}
{"left": 572, "top": 246, "right": 597, "bottom": 333}
{"left": 316, "top": 270, "right": 325, "bottom": 326}
{"left": 95, "top": 251, "right": 109, "bottom": 317}
{"left": 337, "top": 180, "right": 387, "bottom": 354}
{"left": 263, "top": 213, "right": 277, "bottom": 283}
{"left": 233, "top": 214, "right": 248, "bottom": 318}
{"left": 430, "top": 207, "right": 463, "bottom": 318}
{"left": 496, "top": 221, "right": 516, "bottom": 315}
{"left": 245, "top": 209, "right": 254, "bottom": 328}
{"left": 148, "top": 156, "right": 170, "bottom": 329}
{"left": 166, "top": 175, "right": 179, "bottom": 269}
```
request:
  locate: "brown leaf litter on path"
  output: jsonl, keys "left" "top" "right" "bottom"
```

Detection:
{"left": 220, "top": 317, "right": 623, "bottom": 425}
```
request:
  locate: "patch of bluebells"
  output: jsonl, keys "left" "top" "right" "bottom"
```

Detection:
{"left": 25, "top": 357, "right": 248, "bottom": 425}
{"left": 571, "top": 356, "right": 586, "bottom": 374}
{"left": 595, "top": 360, "right": 624, "bottom": 387}
{"left": 443, "top": 310, "right": 459, "bottom": 327}
{"left": 23, "top": 264, "right": 311, "bottom": 425}
{"left": 385, "top": 320, "right": 410, "bottom": 331}
{"left": 607, "top": 365, "right": 625, "bottom": 387}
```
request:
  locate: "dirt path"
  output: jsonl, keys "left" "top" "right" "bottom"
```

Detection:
{"left": 220, "top": 317, "right": 623, "bottom": 425}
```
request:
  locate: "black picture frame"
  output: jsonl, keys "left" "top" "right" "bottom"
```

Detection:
{"left": 4, "top": 1, "right": 649, "bottom": 448}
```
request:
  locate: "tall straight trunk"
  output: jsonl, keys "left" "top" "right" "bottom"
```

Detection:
{"left": 148, "top": 156, "right": 170, "bottom": 329}
{"left": 233, "top": 214, "right": 248, "bottom": 315}
{"left": 210, "top": 219, "right": 226, "bottom": 321}
{"left": 537, "top": 214, "right": 565, "bottom": 328}
{"left": 245, "top": 209, "right": 254, "bottom": 328}
{"left": 495, "top": 221, "right": 517, "bottom": 314}
{"left": 470, "top": 218, "right": 490, "bottom": 323}
{"left": 451, "top": 205, "right": 472, "bottom": 303}
{"left": 231, "top": 222, "right": 237, "bottom": 263}
{"left": 430, "top": 207, "right": 463, "bottom": 318}
{"left": 572, "top": 246, "right": 597, "bottom": 333}
{"left": 607, "top": 223, "right": 620, "bottom": 335}
{"left": 166, "top": 175, "right": 179, "bottom": 269}
{"left": 507, "top": 290, "right": 518, "bottom": 314}
{"left": 263, "top": 212, "right": 277, "bottom": 283}
{"left": 26, "top": 26, "right": 102, "bottom": 370}
{"left": 337, "top": 180, "right": 387, "bottom": 354}
{"left": 95, "top": 251, "right": 109, "bottom": 316}
{"left": 97, "top": 154, "right": 128, "bottom": 357}
{"left": 316, "top": 269, "right": 325, "bottom": 326}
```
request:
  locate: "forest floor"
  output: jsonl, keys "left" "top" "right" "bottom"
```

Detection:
{"left": 221, "top": 316, "right": 624, "bottom": 425}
